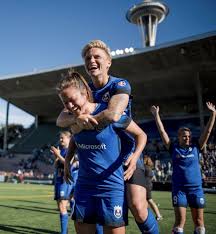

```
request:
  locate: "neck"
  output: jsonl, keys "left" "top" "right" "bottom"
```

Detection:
{"left": 92, "top": 74, "right": 109, "bottom": 88}
{"left": 82, "top": 102, "right": 97, "bottom": 114}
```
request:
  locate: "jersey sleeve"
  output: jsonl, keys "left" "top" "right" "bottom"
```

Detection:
{"left": 168, "top": 142, "right": 174, "bottom": 154}
{"left": 112, "top": 114, "right": 132, "bottom": 129}
{"left": 112, "top": 79, "right": 131, "bottom": 95}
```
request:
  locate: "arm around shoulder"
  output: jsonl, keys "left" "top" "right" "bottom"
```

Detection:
{"left": 94, "top": 93, "right": 129, "bottom": 127}
{"left": 56, "top": 109, "right": 76, "bottom": 128}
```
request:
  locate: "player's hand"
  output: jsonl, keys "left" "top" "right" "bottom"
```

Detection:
{"left": 206, "top": 102, "right": 216, "bottom": 113}
{"left": 64, "top": 161, "right": 73, "bottom": 184}
{"left": 50, "top": 146, "right": 60, "bottom": 158}
{"left": 77, "top": 114, "right": 98, "bottom": 129}
{"left": 150, "top": 105, "right": 159, "bottom": 117}
{"left": 70, "top": 123, "right": 82, "bottom": 134}
{"left": 123, "top": 154, "right": 137, "bottom": 181}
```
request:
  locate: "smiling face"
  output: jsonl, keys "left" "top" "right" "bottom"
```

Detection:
{"left": 59, "top": 132, "right": 71, "bottom": 148}
{"left": 178, "top": 129, "right": 191, "bottom": 147}
{"left": 59, "top": 85, "right": 87, "bottom": 116}
{"left": 84, "top": 47, "right": 111, "bottom": 80}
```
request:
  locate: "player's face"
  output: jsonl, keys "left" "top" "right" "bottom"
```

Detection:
{"left": 178, "top": 130, "right": 191, "bottom": 147}
{"left": 84, "top": 48, "right": 111, "bottom": 79}
{"left": 59, "top": 86, "right": 87, "bottom": 115}
{"left": 59, "top": 133, "right": 70, "bottom": 148}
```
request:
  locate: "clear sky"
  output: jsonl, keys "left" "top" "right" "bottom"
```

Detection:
{"left": 0, "top": 0, "right": 216, "bottom": 128}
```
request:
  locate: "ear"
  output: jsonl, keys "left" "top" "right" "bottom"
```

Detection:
{"left": 107, "top": 60, "right": 112, "bottom": 69}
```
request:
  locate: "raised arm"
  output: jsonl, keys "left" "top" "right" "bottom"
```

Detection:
{"left": 150, "top": 105, "right": 171, "bottom": 149}
{"left": 199, "top": 102, "right": 216, "bottom": 150}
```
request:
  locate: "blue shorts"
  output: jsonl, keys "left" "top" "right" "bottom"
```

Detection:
{"left": 72, "top": 192, "right": 128, "bottom": 227}
{"left": 54, "top": 177, "right": 75, "bottom": 200}
{"left": 172, "top": 186, "right": 205, "bottom": 208}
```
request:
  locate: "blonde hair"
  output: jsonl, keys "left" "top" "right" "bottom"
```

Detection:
{"left": 56, "top": 69, "right": 93, "bottom": 102}
{"left": 178, "top": 127, "right": 191, "bottom": 136}
{"left": 59, "top": 130, "right": 71, "bottom": 138}
{"left": 81, "top": 40, "right": 112, "bottom": 60}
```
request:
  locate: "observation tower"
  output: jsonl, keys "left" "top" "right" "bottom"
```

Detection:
{"left": 126, "top": 0, "right": 169, "bottom": 47}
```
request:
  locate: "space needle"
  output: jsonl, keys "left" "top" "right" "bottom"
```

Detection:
{"left": 126, "top": 0, "right": 169, "bottom": 47}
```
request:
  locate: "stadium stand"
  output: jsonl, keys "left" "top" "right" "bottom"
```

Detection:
{"left": 10, "top": 123, "right": 61, "bottom": 154}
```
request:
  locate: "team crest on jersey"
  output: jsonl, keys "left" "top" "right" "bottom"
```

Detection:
{"left": 114, "top": 205, "right": 122, "bottom": 219}
{"left": 200, "top": 198, "right": 205, "bottom": 205}
{"left": 189, "top": 147, "right": 192, "bottom": 152}
{"left": 118, "top": 81, "right": 126, "bottom": 87}
{"left": 102, "top": 92, "right": 110, "bottom": 102}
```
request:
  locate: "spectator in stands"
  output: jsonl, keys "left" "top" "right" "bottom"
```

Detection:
{"left": 144, "top": 155, "right": 163, "bottom": 221}
{"left": 56, "top": 70, "right": 147, "bottom": 234}
{"left": 57, "top": 40, "right": 158, "bottom": 233}
{"left": 51, "top": 131, "right": 76, "bottom": 234}
{"left": 165, "top": 161, "right": 172, "bottom": 182}
{"left": 151, "top": 102, "right": 216, "bottom": 234}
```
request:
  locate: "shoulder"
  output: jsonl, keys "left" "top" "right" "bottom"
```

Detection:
{"left": 109, "top": 76, "right": 131, "bottom": 95}
{"left": 111, "top": 76, "right": 130, "bottom": 86}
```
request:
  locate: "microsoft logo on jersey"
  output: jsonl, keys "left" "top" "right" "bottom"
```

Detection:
{"left": 76, "top": 143, "right": 107, "bottom": 150}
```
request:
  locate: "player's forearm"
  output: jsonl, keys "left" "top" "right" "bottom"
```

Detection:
{"left": 65, "top": 137, "right": 76, "bottom": 164}
{"left": 56, "top": 111, "right": 76, "bottom": 128}
{"left": 94, "top": 93, "right": 129, "bottom": 127}
{"left": 56, "top": 154, "right": 65, "bottom": 164}
{"left": 154, "top": 114, "right": 170, "bottom": 147}
{"left": 93, "top": 109, "right": 122, "bottom": 128}
{"left": 199, "top": 111, "right": 216, "bottom": 148}
{"left": 132, "top": 132, "right": 147, "bottom": 160}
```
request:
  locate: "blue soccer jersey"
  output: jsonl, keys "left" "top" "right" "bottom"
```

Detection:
{"left": 89, "top": 76, "right": 132, "bottom": 116}
{"left": 89, "top": 76, "right": 137, "bottom": 163}
{"left": 74, "top": 103, "right": 131, "bottom": 197}
{"left": 54, "top": 147, "right": 75, "bottom": 200}
{"left": 169, "top": 142, "right": 202, "bottom": 188}
{"left": 54, "top": 147, "right": 68, "bottom": 181}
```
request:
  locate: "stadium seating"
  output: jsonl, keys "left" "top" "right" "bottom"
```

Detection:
{"left": 10, "top": 123, "right": 61, "bottom": 153}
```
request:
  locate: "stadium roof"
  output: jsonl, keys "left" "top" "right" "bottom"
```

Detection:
{"left": 0, "top": 31, "right": 216, "bottom": 123}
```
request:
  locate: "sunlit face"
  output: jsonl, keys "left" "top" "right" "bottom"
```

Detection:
{"left": 59, "top": 133, "right": 70, "bottom": 148}
{"left": 178, "top": 130, "right": 191, "bottom": 147}
{"left": 84, "top": 47, "right": 111, "bottom": 79}
{"left": 59, "top": 86, "right": 87, "bottom": 115}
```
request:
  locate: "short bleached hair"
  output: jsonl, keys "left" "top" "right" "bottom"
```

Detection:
{"left": 81, "top": 40, "right": 112, "bottom": 60}
{"left": 178, "top": 127, "right": 191, "bottom": 136}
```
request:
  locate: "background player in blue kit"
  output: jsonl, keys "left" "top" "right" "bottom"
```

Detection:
{"left": 56, "top": 71, "right": 147, "bottom": 234}
{"left": 51, "top": 131, "right": 77, "bottom": 234}
{"left": 57, "top": 40, "right": 159, "bottom": 234}
{"left": 151, "top": 102, "right": 216, "bottom": 234}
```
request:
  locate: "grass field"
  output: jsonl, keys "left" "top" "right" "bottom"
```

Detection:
{"left": 0, "top": 183, "right": 215, "bottom": 234}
